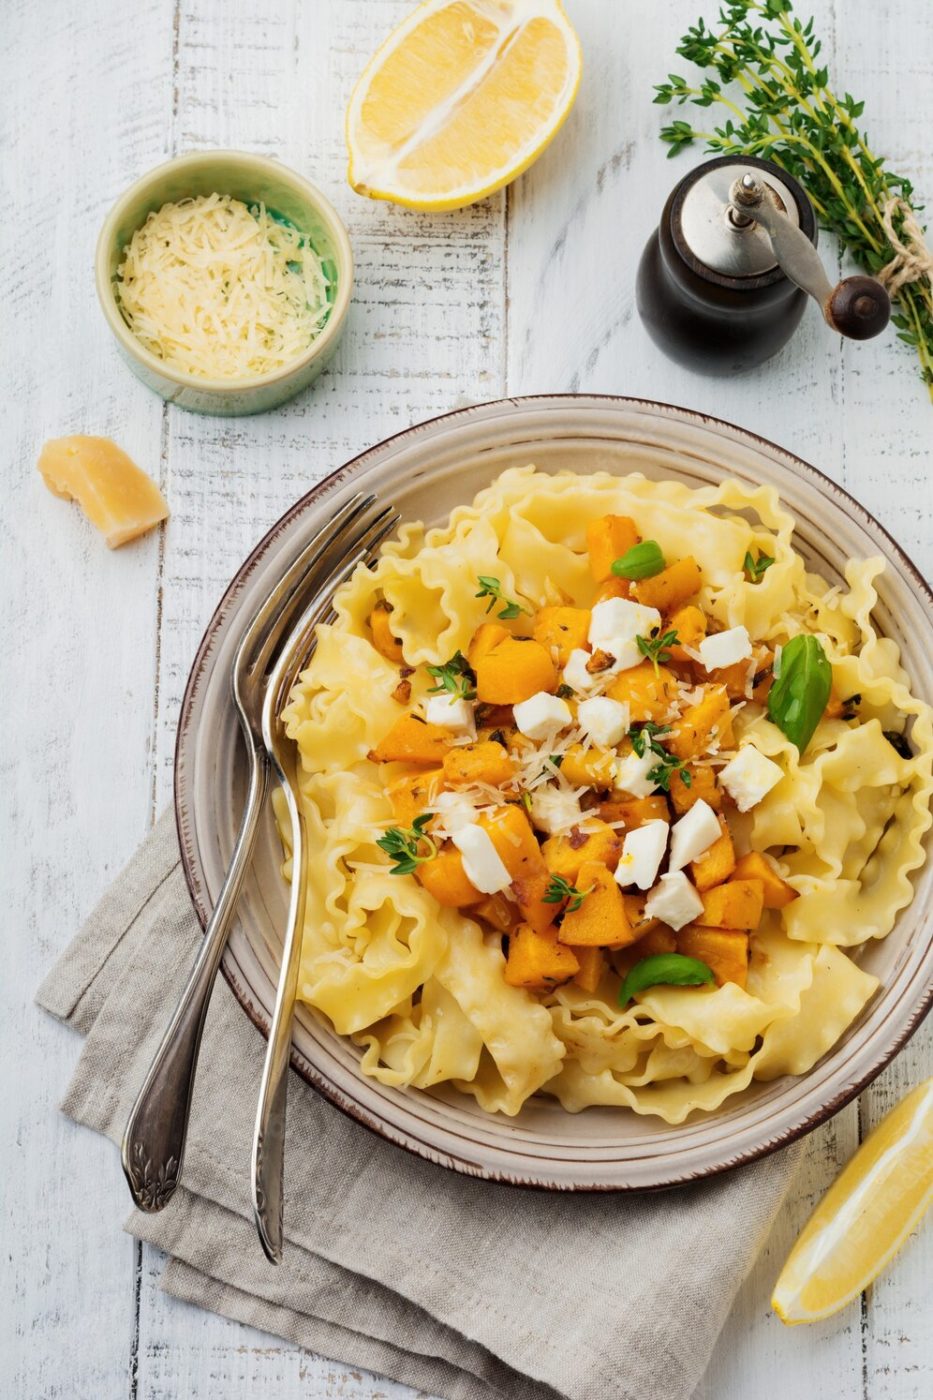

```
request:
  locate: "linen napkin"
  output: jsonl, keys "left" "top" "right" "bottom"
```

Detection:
{"left": 38, "top": 810, "right": 801, "bottom": 1400}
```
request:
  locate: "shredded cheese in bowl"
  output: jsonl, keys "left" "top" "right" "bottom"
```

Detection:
{"left": 115, "top": 193, "right": 332, "bottom": 380}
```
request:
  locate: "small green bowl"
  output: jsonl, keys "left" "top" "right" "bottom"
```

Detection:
{"left": 95, "top": 151, "right": 353, "bottom": 416}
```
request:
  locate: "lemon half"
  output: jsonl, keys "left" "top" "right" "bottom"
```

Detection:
{"left": 346, "top": 0, "right": 582, "bottom": 211}
{"left": 772, "top": 1078, "right": 933, "bottom": 1325}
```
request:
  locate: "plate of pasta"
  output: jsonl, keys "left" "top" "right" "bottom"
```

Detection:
{"left": 175, "top": 396, "right": 933, "bottom": 1189}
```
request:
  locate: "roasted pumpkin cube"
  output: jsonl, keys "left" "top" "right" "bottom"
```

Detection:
{"left": 504, "top": 923, "right": 580, "bottom": 990}
{"left": 557, "top": 862, "right": 634, "bottom": 947}
{"left": 560, "top": 743, "right": 617, "bottom": 788}
{"left": 387, "top": 769, "right": 443, "bottom": 827}
{"left": 532, "top": 606, "right": 591, "bottom": 665}
{"left": 667, "top": 605, "right": 707, "bottom": 664}
{"left": 570, "top": 945, "right": 607, "bottom": 994}
{"left": 416, "top": 846, "right": 480, "bottom": 906}
{"left": 690, "top": 816, "right": 736, "bottom": 892}
{"left": 587, "top": 514, "right": 640, "bottom": 582}
{"left": 677, "top": 926, "right": 749, "bottom": 989}
{"left": 371, "top": 714, "right": 451, "bottom": 765}
{"left": 732, "top": 851, "right": 798, "bottom": 908}
{"left": 467, "top": 622, "right": 510, "bottom": 668}
{"left": 369, "top": 600, "right": 405, "bottom": 664}
{"left": 598, "top": 794, "right": 670, "bottom": 828}
{"left": 669, "top": 764, "right": 722, "bottom": 815}
{"left": 696, "top": 878, "right": 764, "bottom": 931}
{"left": 611, "top": 923, "right": 677, "bottom": 978}
{"left": 542, "top": 821, "right": 620, "bottom": 883}
{"left": 510, "top": 869, "right": 555, "bottom": 933}
{"left": 442, "top": 740, "right": 515, "bottom": 789}
{"left": 593, "top": 576, "right": 633, "bottom": 603}
{"left": 475, "top": 638, "right": 558, "bottom": 704}
{"left": 606, "top": 661, "right": 678, "bottom": 723}
{"left": 633, "top": 556, "right": 702, "bottom": 613}
{"left": 471, "top": 892, "right": 522, "bottom": 934}
{"left": 707, "top": 644, "right": 772, "bottom": 700}
{"left": 479, "top": 805, "right": 547, "bottom": 883}
{"left": 667, "top": 685, "right": 730, "bottom": 759}
{"left": 621, "top": 893, "right": 661, "bottom": 940}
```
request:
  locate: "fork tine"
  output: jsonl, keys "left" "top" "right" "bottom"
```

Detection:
{"left": 234, "top": 491, "right": 378, "bottom": 681}
{"left": 245, "top": 505, "right": 400, "bottom": 687}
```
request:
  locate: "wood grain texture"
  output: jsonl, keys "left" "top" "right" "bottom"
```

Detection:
{"left": 3, "top": 1, "right": 930, "bottom": 1398}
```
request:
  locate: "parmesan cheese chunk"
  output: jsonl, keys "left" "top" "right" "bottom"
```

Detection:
{"left": 644, "top": 872, "right": 704, "bottom": 931}
{"left": 451, "top": 823, "right": 512, "bottom": 894}
{"left": 668, "top": 799, "right": 721, "bottom": 872}
{"left": 614, "top": 820, "right": 669, "bottom": 891}
{"left": 38, "top": 436, "right": 169, "bottom": 548}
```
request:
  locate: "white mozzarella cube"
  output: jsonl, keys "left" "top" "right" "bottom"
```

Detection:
{"left": 698, "top": 626, "right": 753, "bottom": 672}
{"left": 424, "top": 694, "right": 476, "bottom": 737}
{"left": 530, "top": 787, "right": 583, "bottom": 836}
{"left": 719, "top": 744, "right": 783, "bottom": 812}
{"left": 513, "top": 691, "right": 573, "bottom": 739}
{"left": 562, "top": 648, "right": 600, "bottom": 694}
{"left": 429, "top": 790, "right": 477, "bottom": 835}
{"left": 600, "top": 636, "right": 644, "bottom": 673}
{"left": 589, "top": 597, "right": 662, "bottom": 650}
{"left": 613, "top": 749, "right": 659, "bottom": 798}
{"left": 668, "top": 798, "right": 721, "bottom": 872}
{"left": 614, "top": 819, "right": 670, "bottom": 891}
{"left": 451, "top": 824, "right": 512, "bottom": 894}
{"left": 578, "top": 696, "right": 630, "bottom": 748}
{"left": 644, "top": 872, "right": 704, "bottom": 931}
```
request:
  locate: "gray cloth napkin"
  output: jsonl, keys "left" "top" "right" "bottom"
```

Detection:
{"left": 37, "top": 810, "right": 801, "bottom": 1400}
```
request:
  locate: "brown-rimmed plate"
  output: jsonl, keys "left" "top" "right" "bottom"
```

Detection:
{"left": 174, "top": 395, "right": 933, "bottom": 1190}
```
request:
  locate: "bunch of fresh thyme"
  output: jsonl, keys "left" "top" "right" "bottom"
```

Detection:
{"left": 654, "top": 0, "right": 933, "bottom": 399}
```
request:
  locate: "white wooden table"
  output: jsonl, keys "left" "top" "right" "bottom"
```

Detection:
{"left": 4, "top": 2, "right": 931, "bottom": 1396}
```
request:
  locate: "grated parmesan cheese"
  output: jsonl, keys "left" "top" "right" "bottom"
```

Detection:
{"left": 116, "top": 194, "right": 331, "bottom": 379}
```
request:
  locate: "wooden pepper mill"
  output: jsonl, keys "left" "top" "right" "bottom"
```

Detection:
{"left": 636, "top": 155, "right": 890, "bottom": 374}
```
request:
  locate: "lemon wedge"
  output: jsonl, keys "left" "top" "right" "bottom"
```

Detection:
{"left": 772, "top": 1078, "right": 933, "bottom": 1325}
{"left": 346, "top": 0, "right": 582, "bottom": 211}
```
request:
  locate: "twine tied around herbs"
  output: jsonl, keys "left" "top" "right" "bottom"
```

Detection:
{"left": 878, "top": 197, "right": 933, "bottom": 297}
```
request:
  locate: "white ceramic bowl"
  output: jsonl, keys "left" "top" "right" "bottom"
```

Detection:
{"left": 174, "top": 396, "right": 933, "bottom": 1189}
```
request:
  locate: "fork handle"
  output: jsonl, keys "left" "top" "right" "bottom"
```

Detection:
{"left": 121, "top": 748, "right": 269, "bottom": 1211}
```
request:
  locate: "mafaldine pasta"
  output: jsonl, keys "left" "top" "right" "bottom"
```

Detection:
{"left": 273, "top": 467, "right": 933, "bottom": 1120}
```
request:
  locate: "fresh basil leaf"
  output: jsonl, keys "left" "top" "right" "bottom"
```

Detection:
{"left": 766, "top": 634, "right": 832, "bottom": 754}
{"left": 619, "top": 953, "right": 715, "bottom": 1005}
{"left": 612, "top": 540, "right": 666, "bottom": 580}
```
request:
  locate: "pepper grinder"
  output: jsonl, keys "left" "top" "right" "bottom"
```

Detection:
{"left": 636, "top": 155, "right": 890, "bottom": 374}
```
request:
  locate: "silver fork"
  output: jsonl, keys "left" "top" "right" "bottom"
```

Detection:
{"left": 121, "top": 491, "right": 393, "bottom": 1213}
{"left": 251, "top": 506, "right": 400, "bottom": 1262}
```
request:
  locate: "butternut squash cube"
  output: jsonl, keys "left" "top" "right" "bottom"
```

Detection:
{"left": 606, "top": 662, "right": 678, "bottom": 723}
{"left": 532, "top": 606, "right": 591, "bottom": 665}
{"left": 621, "top": 893, "right": 661, "bottom": 940}
{"left": 667, "top": 686, "right": 730, "bottom": 759}
{"left": 368, "top": 601, "right": 405, "bottom": 664}
{"left": 560, "top": 743, "right": 617, "bottom": 788}
{"left": 542, "top": 821, "right": 620, "bottom": 883}
{"left": 475, "top": 638, "right": 558, "bottom": 704}
{"left": 479, "top": 805, "right": 546, "bottom": 883}
{"left": 510, "top": 869, "right": 556, "bottom": 933}
{"left": 467, "top": 622, "right": 510, "bottom": 668}
{"left": 471, "top": 892, "right": 521, "bottom": 934}
{"left": 598, "top": 794, "right": 670, "bottom": 828}
{"left": 587, "top": 514, "right": 640, "bottom": 582}
{"left": 669, "top": 764, "right": 722, "bottom": 815}
{"left": 504, "top": 924, "right": 580, "bottom": 990}
{"left": 593, "top": 576, "right": 633, "bottom": 603}
{"left": 696, "top": 878, "right": 764, "bottom": 931}
{"left": 557, "top": 862, "right": 634, "bottom": 947}
{"left": 416, "top": 846, "right": 480, "bottom": 906}
{"left": 707, "top": 644, "right": 772, "bottom": 700}
{"left": 442, "top": 741, "right": 515, "bottom": 789}
{"left": 667, "top": 604, "right": 707, "bottom": 663}
{"left": 732, "top": 851, "right": 798, "bottom": 908}
{"left": 371, "top": 714, "right": 451, "bottom": 765}
{"left": 570, "top": 945, "right": 606, "bottom": 994}
{"left": 690, "top": 816, "right": 736, "bottom": 892}
{"left": 633, "top": 556, "right": 702, "bottom": 613}
{"left": 677, "top": 926, "right": 749, "bottom": 989}
{"left": 612, "top": 923, "right": 677, "bottom": 978}
{"left": 387, "top": 769, "right": 443, "bottom": 827}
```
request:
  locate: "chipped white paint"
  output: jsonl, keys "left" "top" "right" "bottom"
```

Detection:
{"left": 2, "top": 1, "right": 930, "bottom": 1398}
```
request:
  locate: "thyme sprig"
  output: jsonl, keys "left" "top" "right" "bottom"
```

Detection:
{"left": 475, "top": 575, "right": 528, "bottom": 620}
{"left": 630, "top": 722, "right": 693, "bottom": 792}
{"left": 426, "top": 650, "right": 476, "bottom": 699}
{"left": 376, "top": 814, "right": 438, "bottom": 876}
{"left": 543, "top": 873, "right": 594, "bottom": 913}
{"left": 653, "top": 0, "right": 933, "bottom": 399}
{"left": 636, "top": 628, "right": 679, "bottom": 675}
